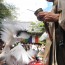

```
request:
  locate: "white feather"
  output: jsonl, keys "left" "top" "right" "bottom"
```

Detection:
{"left": 1, "top": 19, "right": 30, "bottom": 45}
{"left": 0, "top": 19, "right": 31, "bottom": 62}
{"left": 10, "top": 44, "right": 33, "bottom": 64}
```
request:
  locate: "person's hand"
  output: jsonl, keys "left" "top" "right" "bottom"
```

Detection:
{"left": 37, "top": 12, "right": 59, "bottom": 22}
{"left": 44, "top": 12, "right": 59, "bottom": 22}
{"left": 37, "top": 12, "right": 47, "bottom": 21}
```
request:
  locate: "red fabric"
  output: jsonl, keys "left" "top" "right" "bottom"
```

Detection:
{"left": 29, "top": 62, "right": 44, "bottom": 65}
{"left": 35, "top": 36, "right": 39, "bottom": 43}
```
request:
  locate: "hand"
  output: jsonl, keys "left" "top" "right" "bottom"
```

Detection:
{"left": 37, "top": 12, "right": 59, "bottom": 22}
{"left": 37, "top": 12, "right": 47, "bottom": 21}
{"left": 44, "top": 12, "right": 59, "bottom": 22}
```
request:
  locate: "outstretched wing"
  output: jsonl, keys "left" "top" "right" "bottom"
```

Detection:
{"left": 1, "top": 19, "right": 30, "bottom": 45}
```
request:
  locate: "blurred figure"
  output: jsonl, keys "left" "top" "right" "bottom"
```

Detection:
{"left": 35, "top": 0, "right": 65, "bottom": 65}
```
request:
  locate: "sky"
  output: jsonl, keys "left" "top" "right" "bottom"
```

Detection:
{"left": 4, "top": 0, "right": 53, "bottom": 22}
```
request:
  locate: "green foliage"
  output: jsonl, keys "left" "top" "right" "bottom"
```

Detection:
{"left": 0, "top": 0, "right": 16, "bottom": 33}
{"left": 28, "top": 21, "right": 45, "bottom": 33}
{"left": 38, "top": 22, "right": 44, "bottom": 27}
{"left": 0, "top": 3, "right": 11, "bottom": 19}
{"left": 0, "top": 0, "right": 16, "bottom": 21}
{"left": 0, "top": 0, "right": 3, "bottom": 3}
{"left": 31, "top": 22, "right": 36, "bottom": 25}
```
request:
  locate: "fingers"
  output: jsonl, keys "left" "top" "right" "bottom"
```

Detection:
{"left": 36, "top": 12, "right": 57, "bottom": 22}
{"left": 37, "top": 12, "right": 47, "bottom": 17}
{"left": 44, "top": 16, "right": 54, "bottom": 22}
{"left": 41, "top": 12, "right": 55, "bottom": 21}
{"left": 37, "top": 12, "right": 48, "bottom": 21}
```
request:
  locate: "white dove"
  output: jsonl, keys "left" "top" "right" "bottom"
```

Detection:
{"left": 0, "top": 19, "right": 30, "bottom": 61}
